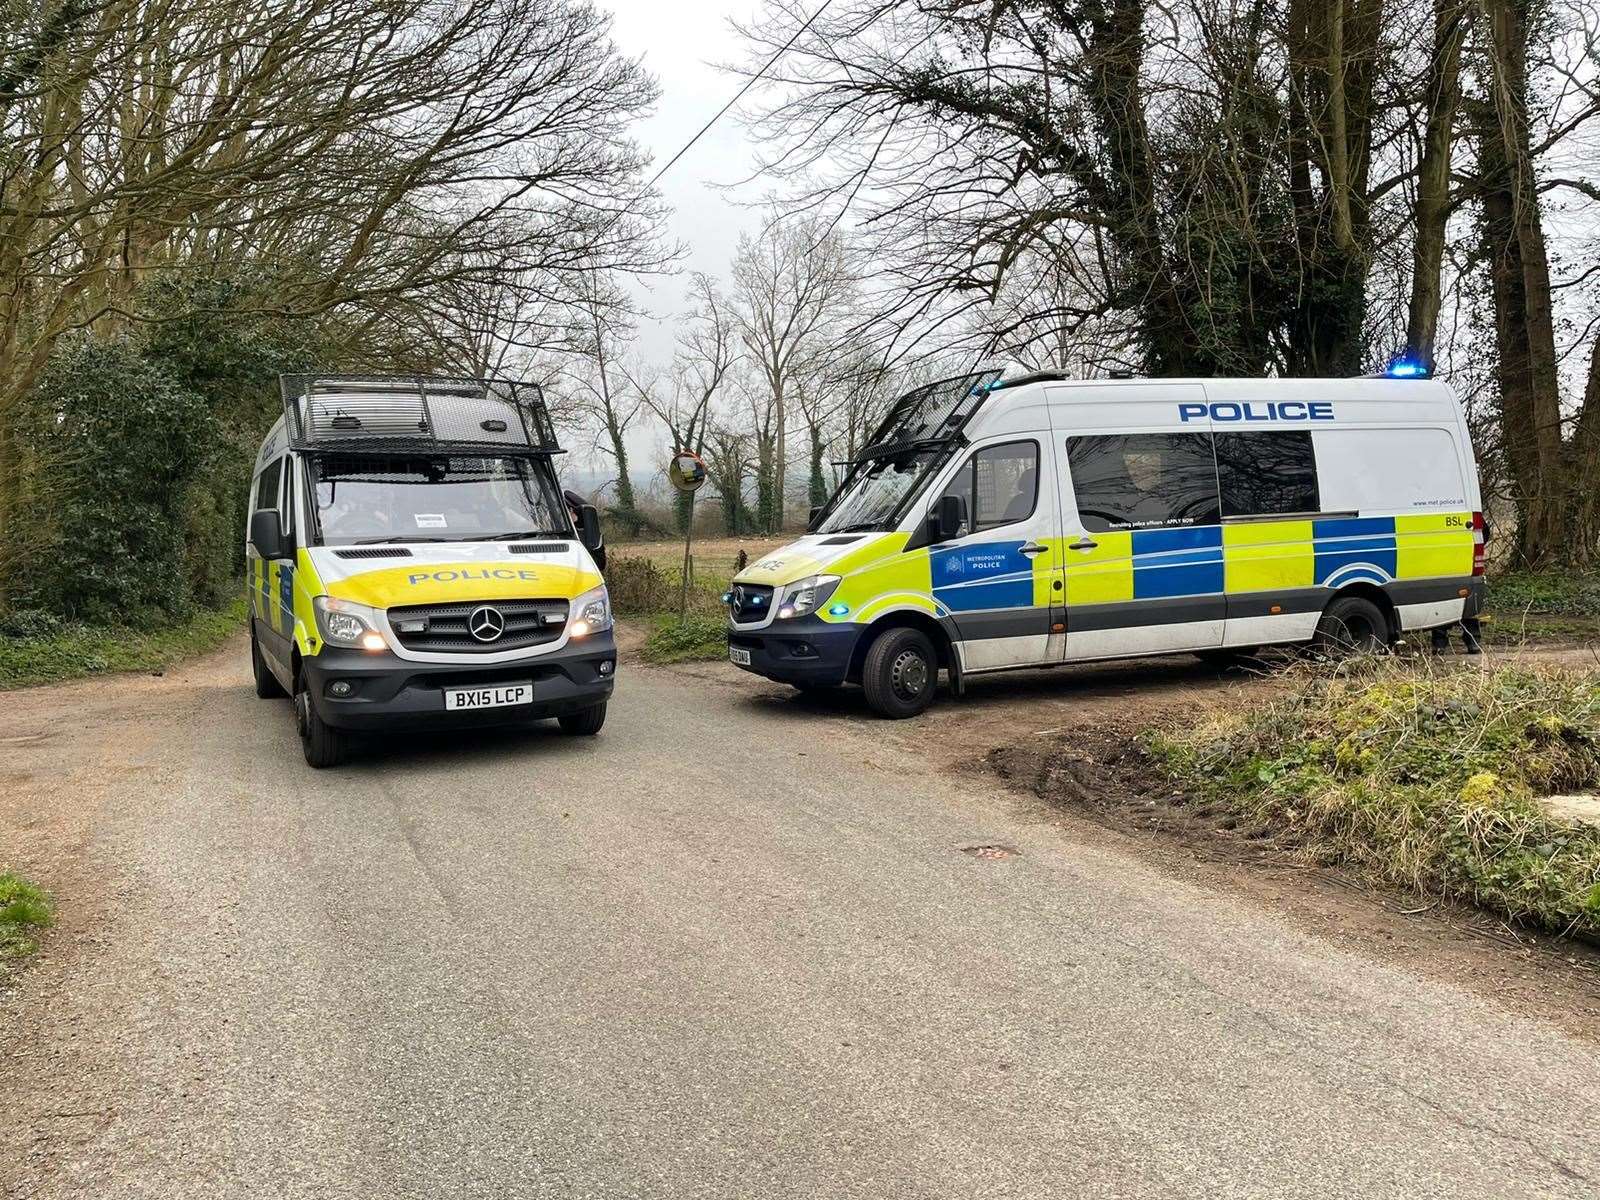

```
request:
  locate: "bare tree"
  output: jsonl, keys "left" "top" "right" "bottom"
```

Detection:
{"left": 0, "top": 0, "right": 672, "bottom": 557}
{"left": 560, "top": 272, "right": 649, "bottom": 533}
{"left": 729, "top": 210, "right": 852, "bottom": 532}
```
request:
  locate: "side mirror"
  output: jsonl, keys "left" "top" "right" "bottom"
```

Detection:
{"left": 808, "top": 504, "right": 823, "bottom": 530}
{"left": 930, "top": 494, "right": 967, "bottom": 543}
{"left": 249, "top": 509, "right": 287, "bottom": 560}
{"left": 578, "top": 503, "right": 603, "bottom": 552}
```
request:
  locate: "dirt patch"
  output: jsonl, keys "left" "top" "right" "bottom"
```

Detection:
{"left": 983, "top": 719, "right": 1600, "bottom": 1041}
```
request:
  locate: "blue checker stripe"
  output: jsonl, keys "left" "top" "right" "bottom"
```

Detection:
{"left": 1131, "top": 525, "right": 1222, "bottom": 554}
{"left": 1313, "top": 516, "right": 1394, "bottom": 540}
{"left": 1134, "top": 557, "right": 1224, "bottom": 599}
{"left": 935, "top": 577, "right": 1035, "bottom": 612}
{"left": 931, "top": 541, "right": 1035, "bottom": 612}
{"left": 1315, "top": 548, "right": 1397, "bottom": 584}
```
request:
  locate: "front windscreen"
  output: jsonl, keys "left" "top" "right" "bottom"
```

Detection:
{"left": 308, "top": 454, "right": 571, "bottom": 546}
{"left": 814, "top": 450, "right": 945, "bottom": 534}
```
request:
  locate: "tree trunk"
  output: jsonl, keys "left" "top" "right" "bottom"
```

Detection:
{"left": 1405, "top": 0, "right": 1467, "bottom": 366}
{"left": 808, "top": 423, "right": 828, "bottom": 510}
{"left": 1478, "top": 0, "right": 1567, "bottom": 567}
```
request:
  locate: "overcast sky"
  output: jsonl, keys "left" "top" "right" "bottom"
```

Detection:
{"left": 602, "top": 0, "right": 769, "bottom": 361}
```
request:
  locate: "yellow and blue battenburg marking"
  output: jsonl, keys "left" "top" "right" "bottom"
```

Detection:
{"left": 1064, "top": 513, "right": 1473, "bottom": 607}
{"left": 930, "top": 543, "right": 1038, "bottom": 611}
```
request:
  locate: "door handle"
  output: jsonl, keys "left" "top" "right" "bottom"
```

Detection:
{"left": 1069, "top": 537, "right": 1099, "bottom": 551}
{"left": 1019, "top": 541, "right": 1049, "bottom": 558}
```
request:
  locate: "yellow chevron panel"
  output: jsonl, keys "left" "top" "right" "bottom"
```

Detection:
{"left": 1064, "top": 531, "right": 1133, "bottom": 605}
{"left": 1395, "top": 513, "right": 1474, "bottom": 580}
{"left": 1223, "top": 520, "right": 1314, "bottom": 592}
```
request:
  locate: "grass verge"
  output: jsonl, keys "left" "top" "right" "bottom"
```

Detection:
{"left": 1483, "top": 569, "right": 1600, "bottom": 644}
{"left": 1148, "top": 660, "right": 1600, "bottom": 938}
{"left": 640, "top": 613, "right": 728, "bottom": 664}
{"left": 0, "top": 872, "right": 54, "bottom": 968}
{"left": 0, "top": 595, "right": 247, "bottom": 690}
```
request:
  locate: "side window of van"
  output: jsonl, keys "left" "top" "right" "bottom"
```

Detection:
{"left": 1066, "top": 434, "right": 1219, "bottom": 532}
{"left": 941, "top": 441, "right": 1039, "bottom": 534}
{"left": 254, "top": 459, "right": 282, "bottom": 514}
{"left": 1215, "top": 431, "right": 1318, "bottom": 517}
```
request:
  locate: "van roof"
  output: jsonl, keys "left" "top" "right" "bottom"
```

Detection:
{"left": 277, "top": 374, "right": 561, "bottom": 456}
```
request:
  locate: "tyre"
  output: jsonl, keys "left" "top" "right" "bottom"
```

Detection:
{"left": 252, "top": 633, "right": 286, "bottom": 699}
{"left": 1313, "top": 595, "right": 1389, "bottom": 658}
{"left": 295, "top": 676, "right": 348, "bottom": 768}
{"left": 558, "top": 703, "right": 607, "bottom": 736}
{"left": 861, "top": 626, "right": 938, "bottom": 719}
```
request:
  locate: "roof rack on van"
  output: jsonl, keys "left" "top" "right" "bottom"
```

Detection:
{"left": 279, "top": 374, "right": 561, "bottom": 456}
{"left": 853, "top": 368, "right": 1004, "bottom": 462}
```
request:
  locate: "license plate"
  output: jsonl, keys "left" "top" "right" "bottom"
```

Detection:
{"left": 729, "top": 646, "right": 752, "bottom": 666}
{"left": 444, "top": 681, "right": 532, "bottom": 711}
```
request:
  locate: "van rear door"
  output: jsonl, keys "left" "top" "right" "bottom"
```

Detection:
{"left": 1048, "top": 385, "right": 1226, "bottom": 659}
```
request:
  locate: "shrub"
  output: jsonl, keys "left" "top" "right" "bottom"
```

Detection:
{"left": 13, "top": 338, "right": 216, "bottom": 624}
{"left": 641, "top": 613, "right": 728, "bottom": 664}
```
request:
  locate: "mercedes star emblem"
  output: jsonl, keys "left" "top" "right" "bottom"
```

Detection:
{"left": 468, "top": 605, "right": 506, "bottom": 643}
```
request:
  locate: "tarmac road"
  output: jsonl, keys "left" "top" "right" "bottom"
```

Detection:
{"left": 2, "top": 634, "right": 1597, "bottom": 1199}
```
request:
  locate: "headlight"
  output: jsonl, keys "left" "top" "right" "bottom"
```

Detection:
{"left": 568, "top": 584, "right": 611, "bottom": 638}
{"left": 314, "top": 596, "right": 386, "bottom": 651}
{"left": 776, "top": 575, "right": 840, "bottom": 620}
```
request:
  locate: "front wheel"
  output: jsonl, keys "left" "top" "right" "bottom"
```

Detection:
{"left": 861, "top": 626, "right": 938, "bottom": 719}
{"left": 558, "top": 703, "right": 607, "bottom": 736}
{"left": 1313, "top": 596, "right": 1389, "bottom": 658}
{"left": 252, "top": 633, "right": 286, "bottom": 699}
{"left": 296, "top": 677, "right": 348, "bottom": 768}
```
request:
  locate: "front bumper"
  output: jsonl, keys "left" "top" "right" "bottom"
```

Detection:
{"left": 727, "top": 615, "right": 860, "bottom": 686}
{"left": 302, "top": 632, "right": 616, "bottom": 730}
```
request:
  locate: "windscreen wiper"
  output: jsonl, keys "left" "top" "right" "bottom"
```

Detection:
{"left": 473, "top": 530, "right": 569, "bottom": 541}
{"left": 351, "top": 535, "right": 451, "bottom": 545}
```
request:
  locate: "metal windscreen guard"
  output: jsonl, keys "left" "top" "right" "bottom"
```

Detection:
{"left": 279, "top": 374, "right": 562, "bottom": 455}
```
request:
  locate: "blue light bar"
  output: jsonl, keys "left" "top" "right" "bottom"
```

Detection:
{"left": 1384, "top": 357, "right": 1429, "bottom": 379}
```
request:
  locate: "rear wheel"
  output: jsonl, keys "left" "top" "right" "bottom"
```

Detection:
{"left": 252, "top": 632, "right": 286, "bottom": 699}
{"left": 1313, "top": 596, "right": 1389, "bottom": 658}
{"left": 861, "top": 626, "right": 938, "bottom": 719}
{"left": 558, "top": 703, "right": 607, "bottom": 736}
{"left": 295, "top": 675, "right": 348, "bottom": 768}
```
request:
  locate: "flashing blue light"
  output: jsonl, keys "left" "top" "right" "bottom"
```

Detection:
{"left": 721, "top": 592, "right": 732, "bottom": 604}
{"left": 827, "top": 602, "right": 850, "bottom": 617}
{"left": 1385, "top": 357, "right": 1429, "bottom": 379}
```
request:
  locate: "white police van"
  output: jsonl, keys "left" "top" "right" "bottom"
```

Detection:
{"left": 727, "top": 365, "right": 1486, "bottom": 717}
{"left": 247, "top": 375, "right": 614, "bottom": 766}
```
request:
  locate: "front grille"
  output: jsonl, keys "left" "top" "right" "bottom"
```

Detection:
{"left": 388, "top": 598, "right": 568, "bottom": 653}
{"left": 730, "top": 583, "right": 774, "bottom": 624}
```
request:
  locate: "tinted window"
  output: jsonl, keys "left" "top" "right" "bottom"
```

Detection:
{"left": 1066, "top": 434, "right": 1219, "bottom": 532}
{"left": 254, "top": 459, "right": 281, "bottom": 512}
{"left": 941, "top": 441, "right": 1039, "bottom": 533}
{"left": 1215, "top": 431, "right": 1318, "bottom": 517}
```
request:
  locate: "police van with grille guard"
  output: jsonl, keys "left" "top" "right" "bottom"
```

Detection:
{"left": 247, "top": 374, "right": 613, "bottom": 766}
{"left": 726, "top": 365, "right": 1486, "bottom": 718}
